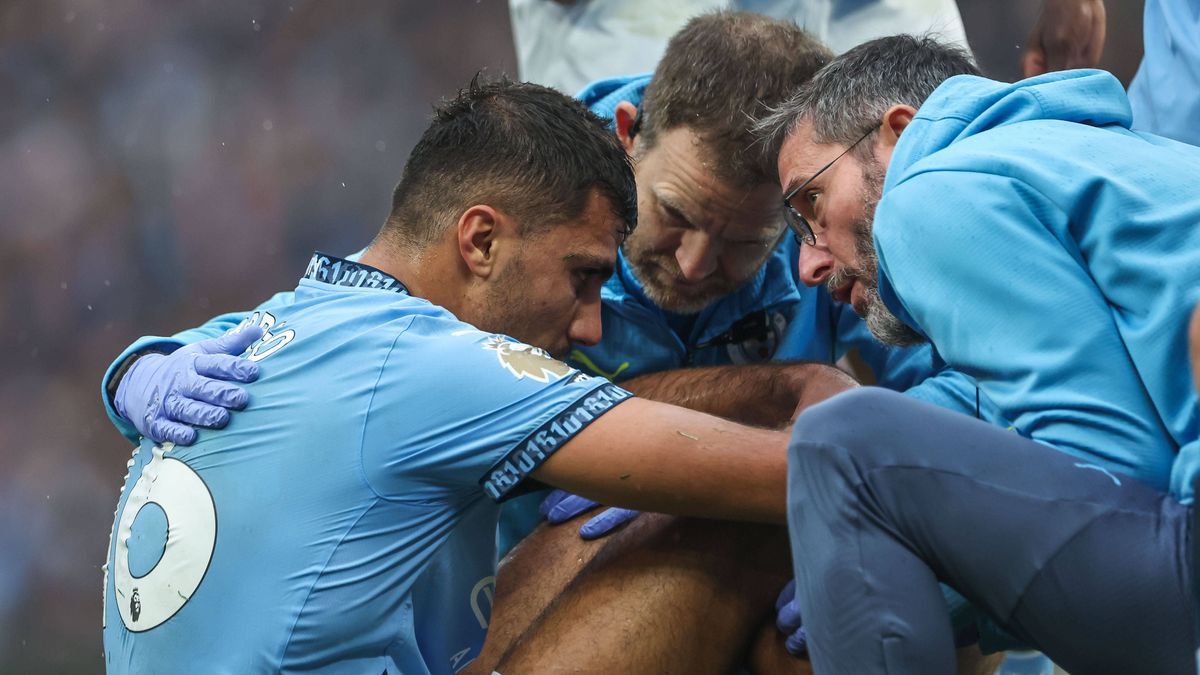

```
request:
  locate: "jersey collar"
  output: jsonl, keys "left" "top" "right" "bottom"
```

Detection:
{"left": 301, "top": 251, "right": 409, "bottom": 294}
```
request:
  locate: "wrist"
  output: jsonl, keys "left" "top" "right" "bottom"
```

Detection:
{"left": 108, "top": 348, "right": 171, "bottom": 416}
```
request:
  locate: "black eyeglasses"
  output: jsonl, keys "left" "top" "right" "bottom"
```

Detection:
{"left": 782, "top": 127, "right": 875, "bottom": 246}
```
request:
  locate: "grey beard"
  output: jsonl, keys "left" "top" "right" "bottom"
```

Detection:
{"left": 853, "top": 156, "right": 926, "bottom": 348}
{"left": 862, "top": 283, "right": 926, "bottom": 347}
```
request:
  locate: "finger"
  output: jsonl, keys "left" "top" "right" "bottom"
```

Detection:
{"left": 146, "top": 417, "right": 198, "bottom": 446}
{"left": 775, "top": 579, "right": 796, "bottom": 613}
{"left": 164, "top": 392, "right": 232, "bottom": 429}
{"left": 538, "top": 489, "right": 571, "bottom": 518}
{"left": 546, "top": 494, "right": 601, "bottom": 524}
{"left": 197, "top": 325, "right": 264, "bottom": 356}
{"left": 580, "top": 508, "right": 639, "bottom": 540}
{"left": 784, "top": 627, "right": 808, "bottom": 656}
{"left": 179, "top": 376, "right": 251, "bottom": 410}
{"left": 777, "top": 599, "right": 804, "bottom": 634}
{"left": 194, "top": 353, "right": 260, "bottom": 383}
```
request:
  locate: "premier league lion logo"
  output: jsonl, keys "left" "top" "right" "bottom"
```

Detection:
{"left": 483, "top": 336, "right": 574, "bottom": 383}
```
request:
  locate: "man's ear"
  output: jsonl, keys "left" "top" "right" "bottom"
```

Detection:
{"left": 614, "top": 101, "right": 639, "bottom": 155}
{"left": 877, "top": 104, "right": 917, "bottom": 150}
{"left": 456, "top": 205, "right": 505, "bottom": 280}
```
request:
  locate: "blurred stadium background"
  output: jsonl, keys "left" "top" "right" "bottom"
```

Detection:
{"left": 0, "top": 1, "right": 1144, "bottom": 671}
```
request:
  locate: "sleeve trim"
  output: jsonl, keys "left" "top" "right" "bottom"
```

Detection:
{"left": 479, "top": 378, "right": 633, "bottom": 502}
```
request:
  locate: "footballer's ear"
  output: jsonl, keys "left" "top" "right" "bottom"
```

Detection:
{"left": 456, "top": 205, "right": 517, "bottom": 280}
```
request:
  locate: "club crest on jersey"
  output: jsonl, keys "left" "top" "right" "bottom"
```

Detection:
{"left": 484, "top": 336, "right": 573, "bottom": 383}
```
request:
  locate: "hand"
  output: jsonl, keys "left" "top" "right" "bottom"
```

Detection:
{"left": 775, "top": 579, "right": 808, "bottom": 656}
{"left": 539, "top": 489, "right": 641, "bottom": 540}
{"left": 1022, "top": 0, "right": 1106, "bottom": 78}
{"left": 114, "top": 325, "right": 264, "bottom": 445}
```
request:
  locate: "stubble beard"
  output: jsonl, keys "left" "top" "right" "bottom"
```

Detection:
{"left": 623, "top": 235, "right": 751, "bottom": 315}
{"left": 833, "top": 156, "right": 926, "bottom": 348}
{"left": 481, "top": 254, "right": 568, "bottom": 359}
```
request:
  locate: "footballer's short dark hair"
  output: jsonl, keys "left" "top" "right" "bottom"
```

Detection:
{"left": 382, "top": 76, "right": 637, "bottom": 249}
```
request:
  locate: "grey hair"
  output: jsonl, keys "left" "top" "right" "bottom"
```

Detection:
{"left": 756, "top": 34, "right": 979, "bottom": 159}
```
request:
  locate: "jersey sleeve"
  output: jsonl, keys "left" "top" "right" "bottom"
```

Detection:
{"left": 362, "top": 321, "right": 633, "bottom": 502}
{"left": 100, "top": 291, "right": 298, "bottom": 443}
{"left": 874, "top": 170, "right": 1177, "bottom": 487}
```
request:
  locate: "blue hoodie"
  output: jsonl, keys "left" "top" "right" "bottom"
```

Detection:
{"left": 873, "top": 69, "right": 1200, "bottom": 500}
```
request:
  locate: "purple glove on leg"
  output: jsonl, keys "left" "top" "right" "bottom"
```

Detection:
{"left": 775, "top": 579, "right": 808, "bottom": 656}
{"left": 114, "top": 325, "right": 264, "bottom": 445}
{"left": 539, "top": 489, "right": 641, "bottom": 540}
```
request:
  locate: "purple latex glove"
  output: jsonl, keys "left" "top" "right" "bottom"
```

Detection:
{"left": 114, "top": 325, "right": 264, "bottom": 445}
{"left": 775, "top": 579, "right": 808, "bottom": 656}
{"left": 538, "top": 489, "right": 641, "bottom": 540}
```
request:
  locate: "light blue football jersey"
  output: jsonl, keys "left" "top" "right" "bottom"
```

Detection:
{"left": 102, "top": 253, "right": 632, "bottom": 674}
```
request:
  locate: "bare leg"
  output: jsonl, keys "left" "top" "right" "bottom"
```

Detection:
{"left": 473, "top": 512, "right": 998, "bottom": 675}
{"left": 468, "top": 518, "right": 610, "bottom": 672}
{"left": 483, "top": 514, "right": 790, "bottom": 674}
{"left": 748, "top": 615, "right": 816, "bottom": 675}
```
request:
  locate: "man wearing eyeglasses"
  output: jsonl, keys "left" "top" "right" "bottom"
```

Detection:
{"left": 762, "top": 34, "right": 1200, "bottom": 674}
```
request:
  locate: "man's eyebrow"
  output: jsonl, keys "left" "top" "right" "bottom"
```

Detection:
{"left": 654, "top": 192, "right": 697, "bottom": 223}
{"left": 784, "top": 156, "right": 831, "bottom": 194}
{"left": 783, "top": 169, "right": 817, "bottom": 196}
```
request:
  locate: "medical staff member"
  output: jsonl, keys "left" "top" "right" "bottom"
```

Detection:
{"left": 763, "top": 34, "right": 1200, "bottom": 674}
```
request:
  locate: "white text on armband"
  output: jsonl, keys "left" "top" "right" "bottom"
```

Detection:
{"left": 480, "top": 383, "right": 633, "bottom": 501}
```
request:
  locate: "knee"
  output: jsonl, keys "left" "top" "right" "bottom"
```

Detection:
{"left": 791, "top": 386, "right": 908, "bottom": 453}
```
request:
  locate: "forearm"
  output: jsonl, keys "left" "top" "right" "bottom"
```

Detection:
{"left": 535, "top": 399, "right": 791, "bottom": 523}
{"left": 620, "top": 362, "right": 857, "bottom": 428}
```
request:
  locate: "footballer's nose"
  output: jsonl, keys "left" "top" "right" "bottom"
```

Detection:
{"left": 798, "top": 237, "right": 835, "bottom": 287}
{"left": 675, "top": 231, "right": 719, "bottom": 283}
{"left": 568, "top": 301, "right": 603, "bottom": 347}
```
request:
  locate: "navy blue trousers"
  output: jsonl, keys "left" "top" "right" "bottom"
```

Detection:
{"left": 787, "top": 387, "right": 1195, "bottom": 675}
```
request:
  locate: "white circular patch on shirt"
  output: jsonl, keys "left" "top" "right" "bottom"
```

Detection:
{"left": 113, "top": 444, "right": 216, "bottom": 632}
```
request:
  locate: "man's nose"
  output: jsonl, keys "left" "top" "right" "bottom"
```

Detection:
{"left": 675, "top": 231, "right": 719, "bottom": 283}
{"left": 797, "top": 237, "right": 835, "bottom": 287}
{"left": 567, "top": 299, "right": 603, "bottom": 347}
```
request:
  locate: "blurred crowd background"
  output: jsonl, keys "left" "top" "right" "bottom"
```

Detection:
{"left": 0, "top": 1, "right": 1145, "bottom": 671}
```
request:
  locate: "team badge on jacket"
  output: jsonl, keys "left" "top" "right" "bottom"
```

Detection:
{"left": 725, "top": 310, "right": 789, "bottom": 364}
